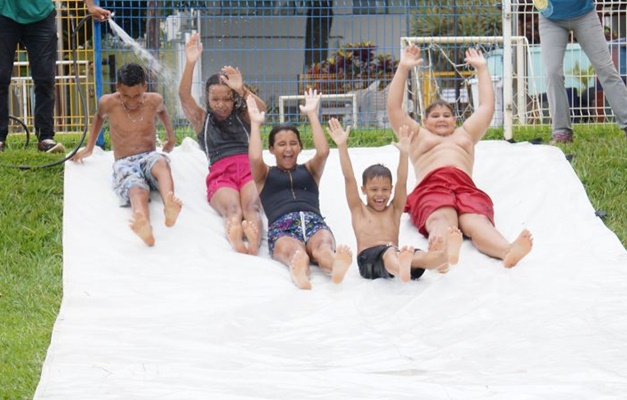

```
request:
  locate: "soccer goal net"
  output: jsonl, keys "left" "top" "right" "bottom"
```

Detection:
{"left": 400, "top": 36, "right": 540, "bottom": 139}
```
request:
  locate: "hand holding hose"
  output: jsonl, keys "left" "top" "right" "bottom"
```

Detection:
{"left": 84, "top": 0, "right": 112, "bottom": 22}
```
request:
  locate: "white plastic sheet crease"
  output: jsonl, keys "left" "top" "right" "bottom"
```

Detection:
{"left": 35, "top": 139, "right": 627, "bottom": 399}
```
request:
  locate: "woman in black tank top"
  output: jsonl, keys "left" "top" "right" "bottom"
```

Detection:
{"left": 246, "top": 89, "right": 353, "bottom": 290}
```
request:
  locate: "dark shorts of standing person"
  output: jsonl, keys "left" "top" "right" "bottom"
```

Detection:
{"left": 205, "top": 154, "right": 253, "bottom": 201}
{"left": 357, "top": 244, "right": 425, "bottom": 280}
{"left": 404, "top": 166, "right": 494, "bottom": 237}
{"left": 267, "top": 211, "right": 332, "bottom": 256}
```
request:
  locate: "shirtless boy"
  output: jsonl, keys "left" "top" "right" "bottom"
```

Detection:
{"left": 387, "top": 46, "right": 533, "bottom": 267}
{"left": 72, "top": 63, "right": 182, "bottom": 246}
{"left": 328, "top": 118, "right": 453, "bottom": 282}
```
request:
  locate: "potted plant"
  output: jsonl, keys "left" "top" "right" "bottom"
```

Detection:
{"left": 299, "top": 41, "right": 398, "bottom": 94}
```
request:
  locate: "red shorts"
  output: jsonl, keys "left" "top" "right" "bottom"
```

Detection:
{"left": 404, "top": 166, "right": 494, "bottom": 237}
{"left": 206, "top": 154, "right": 253, "bottom": 201}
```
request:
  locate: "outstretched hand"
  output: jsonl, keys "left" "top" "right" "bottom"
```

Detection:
{"left": 299, "top": 88, "right": 321, "bottom": 115}
{"left": 162, "top": 138, "right": 175, "bottom": 153}
{"left": 184, "top": 32, "right": 203, "bottom": 64}
{"left": 246, "top": 95, "right": 265, "bottom": 124}
{"left": 70, "top": 148, "right": 92, "bottom": 163}
{"left": 327, "top": 117, "right": 350, "bottom": 147}
{"left": 399, "top": 44, "right": 424, "bottom": 69}
{"left": 464, "top": 48, "right": 487, "bottom": 70}
{"left": 220, "top": 66, "right": 244, "bottom": 93}
{"left": 392, "top": 124, "right": 414, "bottom": 153}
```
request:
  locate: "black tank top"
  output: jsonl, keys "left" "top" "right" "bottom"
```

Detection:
{"left": 197, "top": 111, "right": 250, "bottom": 166}
{"left": 260, "top": 164, "right": 321, "bottom": 225}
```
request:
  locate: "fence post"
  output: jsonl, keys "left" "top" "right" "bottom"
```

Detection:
{"left": 502, "top": 0, "right": 513, "bottom": 140}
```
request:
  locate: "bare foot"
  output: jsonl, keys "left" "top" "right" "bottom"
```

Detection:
{"left": 225, "top": 217, "right": 246, "bottom": 254}
{"left": 503, "top": 229, "right": 533, "bottom": 268}
{"left": 427, "top": 236, "right": 450, "bottom": 273}
{"left": 164, "top": 191, "right": 182, "bottom": 227}
{"left": 398, "top": 245, "right": 414, "bottom": 282}
{"left": 242, "top": 220, "right": 260, "bottom": 256}
{"left": 290, "top": 250, "right": 312, "bottom": 290}
{"left": 331, "top": 245, "right": 352, "bottom": 284}
{"left": 129, "top": 212, "right": 155, "bottom": 246}
{"left": 447, "top": 227, "right": 463, "bottom": 265}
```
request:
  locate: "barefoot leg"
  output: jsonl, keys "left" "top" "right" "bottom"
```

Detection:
{"left": 447, "top": 226, "right": 463, "bottom": 265}
{"left": 225, "top": 217, "right": 247, "bottom": 254}
{"left": 426, "top": 236, "right": 450, "bottom": 273}
{"left": 503, "top": 230, "right": 533, "bottom": 268}
{"left": 129, "top": 212, "right": 155, "bottom": 246}
{"left": 331, "top": 245, "right": 352, "bottom": 284}
{"left": 398, "top": 246, "right": 414, "bottom": 282}
{"left": 242, "top": 220, "right": 261, "bottom": 256}
{"left": 290, "top": 250, "right": 312, "bottom": 290}
{"left": 164, "top": 191, "right": 183, "bottom": 227}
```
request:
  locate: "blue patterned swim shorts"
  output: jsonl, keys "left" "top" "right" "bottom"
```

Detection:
{"left": 267, "top": 211, "right": 332, "bottom": 255}
{"left": 112, "top": 151, "right": 169, "bottom": 206}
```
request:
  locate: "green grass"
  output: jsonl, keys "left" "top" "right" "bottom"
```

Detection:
{"left": 0, "top": 125, "right": 625, "bottom": 399}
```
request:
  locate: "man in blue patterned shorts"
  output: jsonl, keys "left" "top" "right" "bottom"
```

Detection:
{"left": 71, "top": 63, "right": 182, "bottom": 246}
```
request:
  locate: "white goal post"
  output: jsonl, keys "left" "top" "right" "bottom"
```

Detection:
{"left": 400, "top": 35, "right": 533, "bottom": 140}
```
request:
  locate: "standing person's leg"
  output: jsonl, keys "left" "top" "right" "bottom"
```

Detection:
{"left": 574, "top": 10, "right": 627, "bottom": 132}
{"left": 539, "top": 15, "right": 572, "bottom": 140}
{"left": 21, "top": 11, "right": 60, "bottom": 150}
{"left": 240, "top": 180, "right": 263, "bottom": 255}
{"left": 0, "top": 16, "right": 21, "bottom": 149}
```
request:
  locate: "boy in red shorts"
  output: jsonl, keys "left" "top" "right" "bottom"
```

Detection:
{"left": 387, "top": 46, "right": 533, "bottom": 268}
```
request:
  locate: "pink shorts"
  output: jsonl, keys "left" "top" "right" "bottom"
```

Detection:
{"left": 404, "top": 166, "right": 494, "bottom": 237}
{"left": 206, "top": 154, "right": 253, "bottom": 201}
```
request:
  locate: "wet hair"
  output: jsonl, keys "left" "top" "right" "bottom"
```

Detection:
{"left": 424, "top": 99, "right": 454, "bottom": 118}
{"left": 204, "top": 72, "right": 247, "bottom": 113}
{"left": 268, "top": 125, "right": 302, "bottom": 148}
{"left": 116, "top": 63, "right": 146, "bottom": 87}
{"left": 362, "top": 164, "right": 392, "bottom": 186}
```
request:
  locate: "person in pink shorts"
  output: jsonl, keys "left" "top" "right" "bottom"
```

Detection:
{"left": 179, "top": 33, "right": 267, "bottom": 255}
{"left": 387, "top": 45, "right": 533, "bottom": 268}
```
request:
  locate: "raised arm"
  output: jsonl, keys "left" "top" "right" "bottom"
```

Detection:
{"left": 219, "top": 66, "right": 267, "bottom": 123}
{"left": 246, "top": 95, "right": 269, "bottom": 188}
{"left": 390, "top": 125, "right": 414, "bottom": 212}
{"left": 461, "top": 48, "right": 494, "bottom": 143}
{"left": 178, "top": 32, "right": 206, "bottom": 133}
{"left": 387, "top": 44, "right": 422, "bottom": 136}
{"left": 71, "top": 97, "right": 107, "bottom": 162}
{"left": 300, "top": 89, "right": 329, "bottom": 183}
{"left": 156, "top": 95, "right": 176, "bottom": 153}
{"left": 327, "top": 118, "right": 362, "bottom": 212}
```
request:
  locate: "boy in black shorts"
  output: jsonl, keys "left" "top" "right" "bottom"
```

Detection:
{"left": 327, "top": 119, "right": 457, "bottom": 281}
